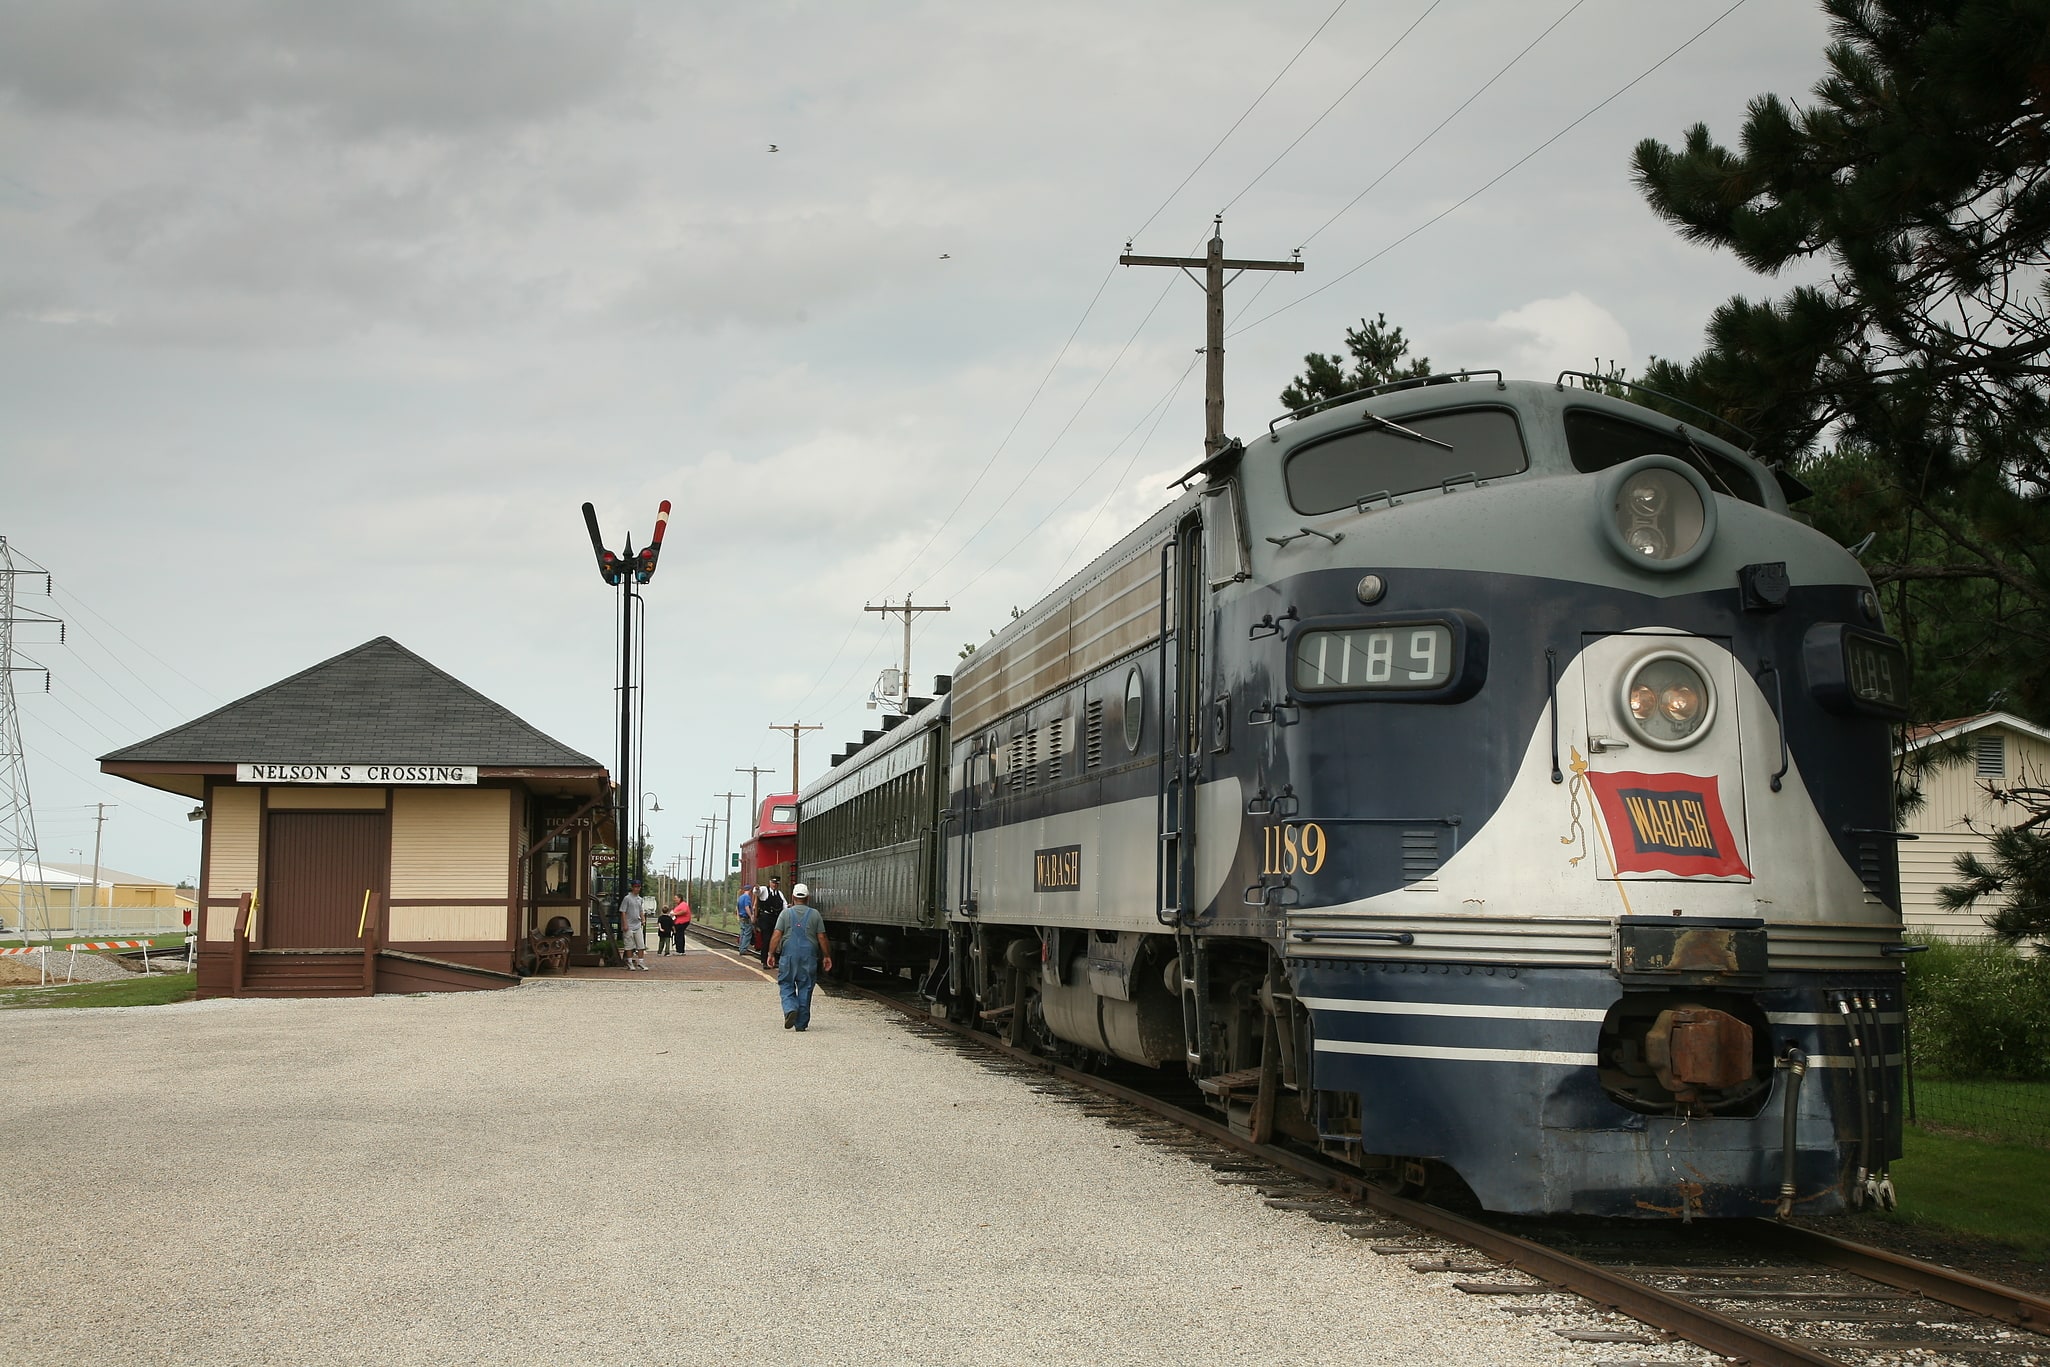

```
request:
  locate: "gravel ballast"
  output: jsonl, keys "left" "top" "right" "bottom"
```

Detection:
{"left": 0, "top": 967, "right": 1702, "bottom": 1365}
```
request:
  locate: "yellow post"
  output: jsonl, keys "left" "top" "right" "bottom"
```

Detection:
{"left": 357, "top": 889, "right": 372, "bottom": 939}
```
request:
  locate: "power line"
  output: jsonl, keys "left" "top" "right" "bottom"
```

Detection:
{"left": 49, "top": 584, "right": 221, "bottom": 711}
{"left": 1216, "top": 0, "right": 1445, "bottom": 217}
{"left": 1126, "top": 0, "right": 1353, "bottom": 245}
{"left": 960, "top": 354, "right": 1200, "bottom": 601}
{"left": 1040, "top": 354, "right": 1203, "bottom": 593}
{"left": 1294, "top": 0, "right": 1588, "bottom": 251}
{"left": 909, "top": 266, "right": 1184, "bottom": 595}
{"left": 877, "top": 262, "right": 1120, "bottom": 597}
{"left": 1230, "top": 0, "right": 1754, "bottom": 339}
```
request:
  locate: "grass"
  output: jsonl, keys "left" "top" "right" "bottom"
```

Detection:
{"left": 1911, "top": 1077, "right": 2050, "bottom": 1148}
{"left": 1873, "top": 1125, "right": 2050, "bottom": 1259}
{"left": 0, "top": 971, "right": 197, "bottom": 1011}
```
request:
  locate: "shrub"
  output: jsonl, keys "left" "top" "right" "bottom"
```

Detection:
{"left": 1906, "top": 937, "right": 2050, "bottom": 1081}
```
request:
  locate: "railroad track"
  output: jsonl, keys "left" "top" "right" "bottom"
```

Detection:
{"left": 687, "top": 926, "right": 2049, "bottom": 1367}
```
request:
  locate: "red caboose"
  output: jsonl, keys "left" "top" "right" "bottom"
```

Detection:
{"left": 738, "top": 792, "right": 797, "bottom": 898}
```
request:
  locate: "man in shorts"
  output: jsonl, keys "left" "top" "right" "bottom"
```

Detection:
{"left": 618, "top": 879, "right": 648, "bottom": 971}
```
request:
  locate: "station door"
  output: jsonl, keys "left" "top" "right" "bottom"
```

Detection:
{"left": 264, "top": 812, "right": 387, "bottom": 949}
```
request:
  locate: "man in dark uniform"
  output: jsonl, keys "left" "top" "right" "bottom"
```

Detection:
{"left": 755, "top": 878, "right": 786, "bottom": 966}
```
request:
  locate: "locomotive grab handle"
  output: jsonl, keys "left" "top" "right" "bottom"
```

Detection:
{"left": 1757, "top": 658, "right": 1790, "bottom": 792}
{"left": 1247, "top": 606, "right": 1299, "bottom": 640}
{"left": 1290, "top": 929, "right": 1415, "bottom": 945}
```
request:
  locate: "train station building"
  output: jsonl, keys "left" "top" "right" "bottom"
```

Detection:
{"left": 99, "top": 637, "right": 613, "bottom": 998}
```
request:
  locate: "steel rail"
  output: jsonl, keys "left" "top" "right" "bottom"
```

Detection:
{"left": 1739, "top": 1220, "right": 2050, "bottom": 1336}
{"left": 832, "top": 973, "right": 1849, "bottom": 1367}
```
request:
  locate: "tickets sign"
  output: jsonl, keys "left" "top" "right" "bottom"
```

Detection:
{"left": 1584, "top": 770, "right": 1750, "bottom": 879}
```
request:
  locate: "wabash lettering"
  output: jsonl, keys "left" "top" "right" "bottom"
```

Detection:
{"left": 1584, "top": 769, "right": 1751, "bottom": 879}
{"left": 1034, "top": 844, "right": 1082, "bottom": 893}
{"left": 1619, "top": 790, "right": 1717, "bottom": 856}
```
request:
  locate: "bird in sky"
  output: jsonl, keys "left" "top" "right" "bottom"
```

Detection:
{"left": 768, "top": 144, "right": 779, "bottom": 152}
{"left": 939, "top": 253, "right": 951, "bottom": 259}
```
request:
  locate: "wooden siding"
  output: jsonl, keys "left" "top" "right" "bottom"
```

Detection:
{"left": 1900, "top": 726, "right": 2050, "bottom": 934}
{"left": 953, "top": 544, "right": 1166, "bottom": 736}
{"left": 390, "top": 788, "right": 511, "bottom": 901}
{"left": 389, "top": 905, "right": 505, "bottom": 941}
{"left": 268, "top": 786, "right": 387, "bottom": 810}
{"left": 208, "top": 786, "right": 260, "bottom": 904}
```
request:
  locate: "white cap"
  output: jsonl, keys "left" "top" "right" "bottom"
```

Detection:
{"left": 792, "top": 883, "right": 810, "bottom": 899}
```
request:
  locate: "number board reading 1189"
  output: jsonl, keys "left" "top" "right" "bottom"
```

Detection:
{"left": 1294, "top": 624, "right": 1452, "bottom": 691}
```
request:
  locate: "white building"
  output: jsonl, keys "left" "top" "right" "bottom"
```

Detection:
{"left": 1897, "top": 711, "right": 2050, "bottom": 938}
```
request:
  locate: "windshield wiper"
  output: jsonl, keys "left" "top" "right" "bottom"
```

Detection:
{"left": 1364, "top": 413, "right": 1455, "bottom": 451}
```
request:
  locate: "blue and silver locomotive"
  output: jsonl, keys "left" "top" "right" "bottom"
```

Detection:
{"left": 799, "top": 373, "right": 1910, "bottom": 1219}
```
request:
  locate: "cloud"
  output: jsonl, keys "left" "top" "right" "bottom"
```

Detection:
{"left": 1429, "top": 293, "right": 1633, "bottom": 381}
{"left": 0, "top": 1, "right": 644, "bottom": 137}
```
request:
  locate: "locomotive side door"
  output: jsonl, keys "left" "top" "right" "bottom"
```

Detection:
{"left": 1577, "top": 630, "right": 1753, "bottom": 884}
{"left": 1160, "top": 511, "right": 1211, "bottom": 1071}
{"left": 1157, "top": 514, "right": 1206, "bottom": 921}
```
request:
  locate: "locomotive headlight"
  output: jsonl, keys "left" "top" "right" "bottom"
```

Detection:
{"left": 1620, "top": 653, "right": 1715, "bottom": 749}
{"left": 1597, "top": 456, "right": 1717, "bottom": 573}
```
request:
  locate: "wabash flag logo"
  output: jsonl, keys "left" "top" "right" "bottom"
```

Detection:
{"left": 1584, "top": 770, "right": 1751, "bottom": 879}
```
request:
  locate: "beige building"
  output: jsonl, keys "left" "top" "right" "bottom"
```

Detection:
{"left": 1897, "top": 711, "right": 2050, "bottom": 938}
{"left": 100, "top": 637, "right": 612, "bottom": 998}
{"left": 0, "top": 861, "right": 195, "bottom": 938}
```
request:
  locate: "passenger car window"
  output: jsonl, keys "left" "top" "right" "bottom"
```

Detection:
{"left": 1284, "top": 408, "right": 1527, "bottom": 515}
{"left": 1564, "top": 409, "right": 1764, "bottom": 507}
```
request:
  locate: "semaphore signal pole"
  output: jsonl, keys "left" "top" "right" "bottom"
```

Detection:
{"left": 1120, "top": 216, "right": 1303, "bottom": 454}
{"left": 579, "top": 500, "right": 670, "bottom": 917}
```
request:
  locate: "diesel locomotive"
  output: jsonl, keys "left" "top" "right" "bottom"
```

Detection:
{"left": 797, "top": 372, "right": 1910, "bottom": 1219}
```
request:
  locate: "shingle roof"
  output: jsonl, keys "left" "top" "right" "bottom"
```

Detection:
{"left": 100, "top": 637, "right": 602, "bottom": 770}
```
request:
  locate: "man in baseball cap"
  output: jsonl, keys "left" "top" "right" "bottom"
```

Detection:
{"left": 767, "top": 883, "right": 832, "bottom": 1031}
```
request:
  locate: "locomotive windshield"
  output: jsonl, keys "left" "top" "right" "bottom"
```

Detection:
{"left": 1284, "top": 407, "right": 1527, "bottom": 515}
{"left": 1564, "top": 409, "right": 1765, "bottom": 506}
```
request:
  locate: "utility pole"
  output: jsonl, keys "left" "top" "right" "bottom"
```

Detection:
{"left": 864, "top": 599, "right": 949, "bottom": 709}
{"left": 682, "top": 832, "right": 698, "bottom": 911}
{"left": 0, "top": 536, "right": 61, "bottom": 945}
{"left": 89, "top": 802, "right": 115, "bottom": 932}
{"left": 736, "top": 764, "right": 773, "bottom": 835}
{"left": 715, "top": 791, "right": 743, "bottom": 887}
{"left": 699, "top": 818, "right": 717, "bottom": 907}
{"left": 1120, "top": 217, "right": 1303, "bottom": 453}
{"left": 767, "top": 723, "right": 822, "bottom": 796}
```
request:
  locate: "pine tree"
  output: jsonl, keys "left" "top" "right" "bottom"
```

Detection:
{"left": 1632, "top": 0, "right": 2050, "bottom": 725}
{"left": 1278, "top": 313, "right": 1433, "bottom": 411}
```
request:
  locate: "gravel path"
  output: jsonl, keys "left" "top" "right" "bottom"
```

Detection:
{"left": 0, "top": 970, "right": 1705, "bottom": 1366}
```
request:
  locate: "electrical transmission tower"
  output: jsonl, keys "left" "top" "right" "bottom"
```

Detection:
{"left": 0, "top": 536, "right": 62, "bottom": 945}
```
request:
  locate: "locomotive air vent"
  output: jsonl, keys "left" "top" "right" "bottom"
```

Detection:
{"left": 1047, "top": 715, "right": 1065, "bottom": 782}
{"left": 1085, "top": 701, "right": 1104, "bottom": 768}
{"left": 1024, "top": 728, "right": 1040, "bottom": 787}
{"left": 1401, "top": 828, "right": 1442, "bottom": 891}
{"left": 1856, "top": 834, "right": 1888, "bottom": 904}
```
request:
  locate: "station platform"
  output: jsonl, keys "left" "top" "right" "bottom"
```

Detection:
{"left": 557, "top": 933, "right": 769, "bottom": 984}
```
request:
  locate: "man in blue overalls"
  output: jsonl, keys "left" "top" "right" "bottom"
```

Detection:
{"left": 766, "top": 883, "right": 832, "bottom": 1032}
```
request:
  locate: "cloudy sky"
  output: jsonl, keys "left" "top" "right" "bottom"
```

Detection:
{"left": 3, "top": 0, "right": 1838, "bottom": 885}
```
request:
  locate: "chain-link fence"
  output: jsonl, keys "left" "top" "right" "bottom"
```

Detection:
{"left": 1905, "top": 937, "right": 2050, "bottom": 1149}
